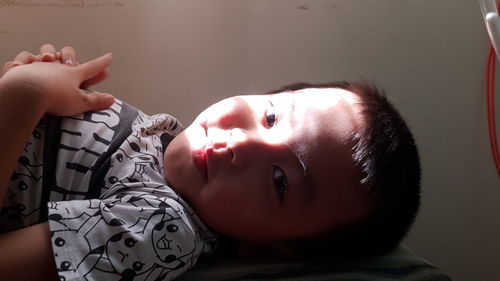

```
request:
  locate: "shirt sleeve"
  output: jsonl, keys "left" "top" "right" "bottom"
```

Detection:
{"left": 47, "top": 186, "right": 209, "bottom": 281}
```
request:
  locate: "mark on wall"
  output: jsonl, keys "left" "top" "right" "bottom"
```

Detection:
{"left": 324, "top": 3, "right": 338, "bottom": 9}
{"left": 296, "top": 1, "right": 339, "bottom": 11}
{"left": 0, "top": 0, "right": 124, "bottom": 8}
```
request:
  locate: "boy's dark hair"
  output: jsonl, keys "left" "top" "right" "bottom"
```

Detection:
{"left": 264, "top": 81, "right": 421, "bottom": 259}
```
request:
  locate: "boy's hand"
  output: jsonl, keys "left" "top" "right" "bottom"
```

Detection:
{"left": 2, "top": 43, "right": 108, "bottom": 90}
{"left": 1, "top": 54, "right": 115, "bottom": 116}
{"left": 2, "top": 44, "right": 73, "bottom": 75}
{"left": 0, "top": 44, "right": 115, "bottom": 206}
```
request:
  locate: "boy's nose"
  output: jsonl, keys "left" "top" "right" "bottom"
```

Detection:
{"left": 207, "top": 127, "right": 230, "bottom": 149}
{"left": 227, "top": 128, "right": 265, "bottom": 166}
{"left": 208, "top": 127, "right": 253, "bottom": 149}
{"left": 215, "top": 97, "right": 255, "bottom": 130}
{"left": 205, "top": 127, "right": 258, "bottom": 166}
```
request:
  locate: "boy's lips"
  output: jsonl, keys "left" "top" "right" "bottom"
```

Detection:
{"left": 192, "top": 122, "right": 208, "bottom": 181}
{"left": 192, "top": 149, "right": 208, "bottom": 181}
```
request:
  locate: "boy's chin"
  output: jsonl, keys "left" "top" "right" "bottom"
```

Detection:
{"left": 163, "top": 134, "right": 193, "bottom": 189}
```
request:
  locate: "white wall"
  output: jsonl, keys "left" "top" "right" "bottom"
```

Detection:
{"left": 1, "top": 1, "right": 498, "bottom": 280}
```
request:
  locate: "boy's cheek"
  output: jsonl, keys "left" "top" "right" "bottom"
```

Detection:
{"left": 164, "top": 134, "right": 192, "bottom": 188}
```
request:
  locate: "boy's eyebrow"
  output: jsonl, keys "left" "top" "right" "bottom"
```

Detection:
{"left": 295, "top": 152, "right": 312, "bottom": 201}
{"left": 283, "top": 97, "right": 311, "bottom": 199}
{"left": 287, "top": 98, "right": 307, "bottom": 175}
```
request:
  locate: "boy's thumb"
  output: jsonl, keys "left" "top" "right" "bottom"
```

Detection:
{"left": 83, "top": 91, "right": 115, "bottom": 112}
{"left": 77, "top": 53, "right": 113, "bottom": 80}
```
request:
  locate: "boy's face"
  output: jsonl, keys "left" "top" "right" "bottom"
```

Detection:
{"left": 164, "top": 88, "right": 374, "bottom": 242}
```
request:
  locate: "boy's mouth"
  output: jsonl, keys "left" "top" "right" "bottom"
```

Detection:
{"left": 192, "top": 149, "right": 208, "bottom": 181}
{"left": 192, "top": 122, "right": 208, "bottom": 181}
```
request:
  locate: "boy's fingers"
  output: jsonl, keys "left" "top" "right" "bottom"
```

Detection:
{"left": 81, "top": 91, "right": 115, "bottom": 112}
{"left": 61, "top": 46, "right": 77, "bottom": 66}
{"left": 13, "top": 51, "right": 38, "bottom": 64}
{"left": 40, "top": 43, "right": 56, "bottom": 53}
{"left": 39, "top": 43, "right": 56, "bottom": 62}
{"left": 80, "top": 69, "right": 109, "bottom": 89}
{"left": 2, "top": 61, "right": 15, "bottom": 76}
{"left": 76, "top": 53, "right": 113, "bottom": 80}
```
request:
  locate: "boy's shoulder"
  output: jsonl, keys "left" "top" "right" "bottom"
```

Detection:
{"left": 59, "top": 99, "right": 184, "bottom": 158}
{"left": 129, "top": 104, "right": 184, "bottom": 138}
{"left": 48, "top": 99, "right": 185, "bottom": 200}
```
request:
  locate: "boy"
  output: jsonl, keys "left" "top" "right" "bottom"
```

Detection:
{"left": 0, "top": 45, "right": 420, "bottom": 281}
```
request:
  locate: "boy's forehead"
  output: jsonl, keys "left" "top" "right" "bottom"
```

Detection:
{"left": 270, "top": 87, "right": 364, "bottom": 151}
{"left": 274, "top": 88, "right": 371, "bottom": 227}
{"left": 269, "top": 87, "right": 365, "bottom": 197}
{"left": 272, "top": 87, "right": 360, "bottom": 106}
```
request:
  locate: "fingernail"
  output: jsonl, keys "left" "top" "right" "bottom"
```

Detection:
{"left": 64, "top": 58, "right": 74, "bottom": 65}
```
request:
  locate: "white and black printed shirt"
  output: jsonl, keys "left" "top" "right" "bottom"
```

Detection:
{"left": 1, "top": 99, "right": 216, "bottom": 281}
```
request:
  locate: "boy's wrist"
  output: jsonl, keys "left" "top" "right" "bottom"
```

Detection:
{"left": 0, "top": 69, "right": 49, "bottom": 114}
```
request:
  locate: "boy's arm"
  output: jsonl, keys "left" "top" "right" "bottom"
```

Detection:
{"left": 0, "top": 77, "right": 49, "bottom": 204}
{"left": 0, "top": 222, "right": 58, "bottom": 281}
{"left": 0, "top": 54, "right": 114, "bottom": 203}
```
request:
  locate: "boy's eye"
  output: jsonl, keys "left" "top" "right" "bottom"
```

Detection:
{"left": 266, "top": 101, "right": 276, "bottom": 127}
{"left": 273, "top": 165, "right": 288, "bottom": 201}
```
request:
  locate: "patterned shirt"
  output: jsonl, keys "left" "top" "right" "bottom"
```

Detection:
{"left": 1, "top": 99, "right": 216, "bottom": 281}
